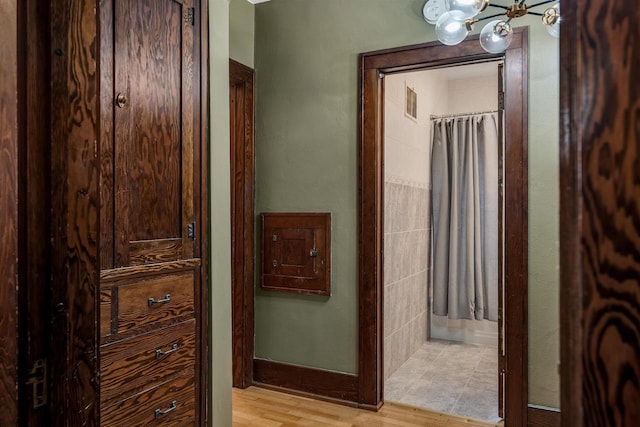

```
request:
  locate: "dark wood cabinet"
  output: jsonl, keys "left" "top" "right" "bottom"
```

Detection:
{"left": 98, "top": 0, "right": 207, "bottom": 424}
{"left": 1, "top": 0, "right": 208, "bottom": 424}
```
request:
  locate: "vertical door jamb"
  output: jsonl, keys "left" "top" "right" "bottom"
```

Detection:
{"left": 197, "top": 1, "right": 210, "bottom": 422}
{"left": 358, "top": 65, "right": 385, "bottom": 409}
{"left": 0, "top": 0, "right": 20, "bottom": 424}
{"left": 497, "top": 61, "right": 505, "bottom": 420}
{"left": 229, "top": 58, "right": 256, "bottom": 389}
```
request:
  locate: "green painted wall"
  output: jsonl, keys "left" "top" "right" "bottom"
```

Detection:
{"left": 526, "top": 15, "right": 560, "bottom": 408}
{"left": 208, "top": 0, "right": 232, "bottom": 424}
{"left": 253, "top": 0, "right": 559, "bottom": 408}
{"left": 230, "top": 0, "right": 255, "bottom": 67}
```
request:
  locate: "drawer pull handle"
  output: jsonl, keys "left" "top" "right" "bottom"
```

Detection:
{"left": 154, "top": 400, "right": 177, "bottom": 419}
{"left": 155, "top": 343, "right": 179, "bottom": 359}
{"left": 148, "top": 294, "right": 171, "bottom": 307}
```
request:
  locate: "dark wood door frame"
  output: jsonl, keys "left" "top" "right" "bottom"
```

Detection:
{"left": 230, "top": 58, "right": 255, "bottom": 389}
{"left": 49, "top": 0, "right": 100, "bottom": 422}
{"left": 560, "top": 1, "right": 640, "bottom": 425}
{"left": 358, "top": 28, "right": 529, "bottom": 423}
{"left": 1, "top": 1, "right": 20, "bottom": 424}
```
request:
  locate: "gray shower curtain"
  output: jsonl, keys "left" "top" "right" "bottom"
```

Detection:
{"left": 431, "top": 113, "right": 499, "bottom": 321}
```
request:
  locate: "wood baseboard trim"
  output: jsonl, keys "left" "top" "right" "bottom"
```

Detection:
{"left": 528, "top": 405, "right": 560, "bottom": 426}
{"left": 358, "top": 401, "right": 383, "bottom": 411}
{"left": 252, "top": 382, "right": 359, "bottom": 409}
{"left": 253, "top": 359, "right": 359, "bottom": 404}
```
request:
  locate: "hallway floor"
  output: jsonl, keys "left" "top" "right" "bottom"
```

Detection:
{"left": 385, "top": 340, "right": 500, "bottom": 422}
{"left": 233, "top": 386, "right": 502, "bottom": 427}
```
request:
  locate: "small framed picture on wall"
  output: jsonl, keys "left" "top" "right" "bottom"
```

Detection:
{"left": 405, "top": 83, "right": 418, "bottom": 121}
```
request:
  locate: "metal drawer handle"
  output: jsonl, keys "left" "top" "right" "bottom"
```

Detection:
{"left": 148, "top": 294, "right": 171, "bottom": 307}
{"left": 154, "top": 400, "right": 177, "bottom": 419}
{"left": 155, "top": 343, "right": 179, "bottom": 359}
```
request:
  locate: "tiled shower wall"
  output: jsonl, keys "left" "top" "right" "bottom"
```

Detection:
{"left": 383, "top": 181, "right": 430, "bottom": 380}
{"left": 383, "top": 69, "right": 444, "bottom": 380}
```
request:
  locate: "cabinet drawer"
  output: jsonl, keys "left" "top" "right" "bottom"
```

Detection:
{"left": 101, "top": 319, "right": 196, "bottom": 402}
{"left": 101, "top": 375, "right": 196, "bottom": 427}
{"left": 117, "top": 271, "right": 194, "bottom": 332}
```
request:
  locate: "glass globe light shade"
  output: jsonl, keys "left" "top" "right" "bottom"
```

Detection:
{"left": 544, "top": 2, "right": 561, "bottom": 38}
{"left": 479, "top": 20, "right": 514, "bottom": 53}
{"left": 435, "top": 11, "right": 469, "bottom": 46}
{"left": 445, "top": 0, "right": 487, "bottom": 19}
{"left": 423, "top": 0, "right": 448, "bottom": 25}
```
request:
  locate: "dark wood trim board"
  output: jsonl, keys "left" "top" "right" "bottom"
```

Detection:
{"left": 49, "top": 0, "right": 101, "bottom": 423}
{"left": 357, "top": 29, "right": 529, "bottom": 423}
{"left": 198, "top": 1, "right": 210, "bottom": 423}
{"left": 527, "top": 406, "right": 560, "bottom": 427}
{"left": 230, "top": 58, "right": 256, "bottom": 389}
{"left": 253, "top": 359, "right": 359, "bottom": 405}
{"left": 19, "top": 0, "right": 52, "bottom": 424}
{"left": 0, "top": 1, "right": 20, "bottom": 424}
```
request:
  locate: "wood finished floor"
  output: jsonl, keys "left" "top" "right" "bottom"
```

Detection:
{"left": 233, "top": 386, "right": 503, "bottom": 427}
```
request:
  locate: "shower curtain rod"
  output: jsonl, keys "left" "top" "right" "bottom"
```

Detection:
{"left": 430, "top": 109, "right": 499, "bottom": 120}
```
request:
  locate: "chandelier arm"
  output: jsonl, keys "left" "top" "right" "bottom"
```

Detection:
{"left": 476, "top": 12, "right": 508, "bottom": 22}
{"left": 527, "top": 0, "right": 556, "bottom": 8}
{"left": 487, "top": 4, "right": 510, "bottom": 10}
{"left": 527, "top": 11, "right": 544, "bottom": 16}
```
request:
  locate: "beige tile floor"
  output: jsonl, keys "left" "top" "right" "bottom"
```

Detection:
{"left": 385, "top": 339, "right": 501, "bottom": 422}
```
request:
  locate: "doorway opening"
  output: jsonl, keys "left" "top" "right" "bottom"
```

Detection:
{"left": 358, "top": 29, "right": 529, "bottom": 423}
{"left": 382, "top": 61, "right": 503, "bottom": 422}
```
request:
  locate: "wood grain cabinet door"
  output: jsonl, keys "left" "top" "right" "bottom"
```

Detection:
{"left": 113, "top": 0, "right": 197, "bottom": 267}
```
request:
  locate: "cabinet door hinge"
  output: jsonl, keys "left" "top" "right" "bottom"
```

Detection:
{"left": 187, "top": 222, "right": 196, "bottom": 240}
{"left": 498, "top": 91, "right": 505, "bottom": 110}
{"left": 26, "top": 359, "right": 47, "bottom": 409}
{"left": 185, "top": 7, "right": 195, "bottom": 25}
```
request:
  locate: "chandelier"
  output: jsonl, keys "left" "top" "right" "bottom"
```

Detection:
{"left": 422, "top": 0, "right": 561, "bottom": 53}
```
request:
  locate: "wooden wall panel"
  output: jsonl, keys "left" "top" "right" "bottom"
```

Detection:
{"left": 560, "top": 1, "right": 640, "bottom": 425}
{"left": 0, "top": 0, "right": 19, "bottom": 424}
{"left": 50, "top": 0, "right": 100, "bottom": 423}
{"left": 114, "top": 0, "right": 183, "bottom": 243}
